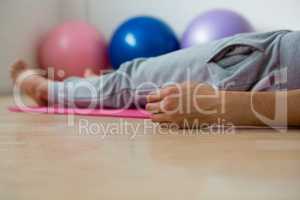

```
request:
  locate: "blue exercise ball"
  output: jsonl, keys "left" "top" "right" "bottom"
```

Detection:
{"left": 109, "top": 16, "right": 180, "bottom": 69}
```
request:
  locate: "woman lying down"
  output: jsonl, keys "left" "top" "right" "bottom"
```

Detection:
{"left": 10, "top": 30, "right": 300, "bottom": 128}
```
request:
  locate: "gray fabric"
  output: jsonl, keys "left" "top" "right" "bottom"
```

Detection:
{"left": 49, "top": 30, "right": 300, "bottom": 108}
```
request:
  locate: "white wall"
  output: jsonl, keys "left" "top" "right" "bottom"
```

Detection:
{"left": 0, "top": 0, "right": 62, "bottom": 94}
{"left": 60, "top": 0, "right": 89, "bottom": 21}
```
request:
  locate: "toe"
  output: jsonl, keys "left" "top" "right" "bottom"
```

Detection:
{"left": 10, "top": 60, "right": 27, "bottom": 81}
{"left": 84, "top": 68, "right": 97, "bottom": 78}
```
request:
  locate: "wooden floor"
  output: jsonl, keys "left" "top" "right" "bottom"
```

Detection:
{"left": 1, "top": 96, "right": 300, "bottom": 200}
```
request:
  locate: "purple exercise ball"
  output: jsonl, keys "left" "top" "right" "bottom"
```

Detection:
{"left": 182, "top": 9, "right": 254, "bottom": 48}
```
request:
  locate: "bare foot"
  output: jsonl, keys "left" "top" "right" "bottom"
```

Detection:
{"left": 11, "top": 60, "right": 49, "bottom": 106}
{"left": 146, "top": 82, "right": 221, "bottom": 128}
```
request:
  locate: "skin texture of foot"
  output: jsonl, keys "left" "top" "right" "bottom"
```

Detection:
{"left": 146, "top": 82, "right": 223, "bottom": 128}
{"left": 84, "top": 68, "right": 98, "bottom": 78}
{"left": 10, "top": 60, "right": 49, "bottom": 106}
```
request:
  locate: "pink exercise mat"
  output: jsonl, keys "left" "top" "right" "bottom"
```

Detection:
{"left": 9, "top": 106, "right": 151, "bottom": 119}
{"left": 8, "top": 106, "right": 288, "bottom": 129}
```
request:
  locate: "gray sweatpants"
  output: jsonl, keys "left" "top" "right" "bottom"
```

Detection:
{"left": 49, "top": 30, "right": 300, "bottom": 108}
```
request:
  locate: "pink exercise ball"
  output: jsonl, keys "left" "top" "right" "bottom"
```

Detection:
{"left": 39, "top": 21, "right": 109, "bottom": 80}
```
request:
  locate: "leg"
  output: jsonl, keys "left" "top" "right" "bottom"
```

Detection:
{"left": 10, "top": 60, "right": 143, "bottom": 108}
{"left": 10, "top": 61, "right": 101, "bottom": 107}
